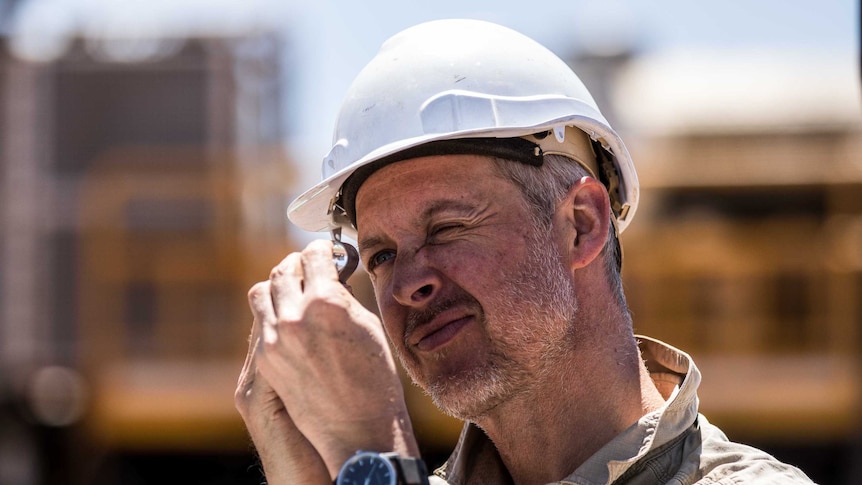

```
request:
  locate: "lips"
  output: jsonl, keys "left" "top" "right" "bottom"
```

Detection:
{"left": 407, "top": 309, "right": 473, "bottom": 352}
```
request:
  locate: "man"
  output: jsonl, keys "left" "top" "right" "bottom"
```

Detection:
{"left": 235, "top": 19, "right": 814, "bottom": 485}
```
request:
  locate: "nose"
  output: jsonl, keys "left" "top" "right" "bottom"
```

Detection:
{"left": 390, "top": 249, "right": 440, "bottom": 307}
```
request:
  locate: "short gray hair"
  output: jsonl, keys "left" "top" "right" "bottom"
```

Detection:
{"left": 490, "top": 154, "right": 628, "bottom": 311}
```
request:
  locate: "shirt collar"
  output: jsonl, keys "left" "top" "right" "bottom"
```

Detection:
{"left": 572, "top": 336, "right": 700, "bottom": 485}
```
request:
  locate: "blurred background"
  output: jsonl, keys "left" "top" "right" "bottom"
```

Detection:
{"left": 0, "top": 0, "right": 859, "bottom": 484}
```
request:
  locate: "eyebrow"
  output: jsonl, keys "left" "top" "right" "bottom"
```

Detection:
{"left": 357, "top": 198, "right": 479, "bottom": 252}
{"left": 357, "top": 234, "right": 387, "bottom": 254}
{"left": 421, "top": 199, "right": 477, "bottom": 221}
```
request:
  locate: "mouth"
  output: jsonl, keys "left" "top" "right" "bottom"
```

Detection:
{"left": 408, "top": 311, "right": 473, "bottom": 352}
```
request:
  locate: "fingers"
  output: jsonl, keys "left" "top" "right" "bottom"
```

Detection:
{"left": 301, "top": 239, "right": 340, "bottom": 288}
{"left": 234, "top": 344, "right": 332, "bottom": 485}
{"left": 269, "top": 239, "right": 341, "bottom": 308}
{"left": 236, "top": 330, "right": 258, "bottom": 391}
{"left": 267, "top": 241, "right": 349, "bottom": 334}
{"left": 236, "top": 245, "right": 347, "bottom": 483}
{"left": 236, "top": 282, "right": 273, "bottom": 411}
{"left": 249, "top": 280, "right": 280, "bottom": 345}
{"left": 237, "top": 241, "right": 419, "bottom": 477}
{"left": 269, "top": 253, "right": 304, "bottom": 325}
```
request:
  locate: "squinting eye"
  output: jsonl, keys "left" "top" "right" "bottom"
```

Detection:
{"left": 431, "top": 223, "right": 463, "bottom": 237}
{"left": 370, "top": 250, "right": 395, "bottom": 269}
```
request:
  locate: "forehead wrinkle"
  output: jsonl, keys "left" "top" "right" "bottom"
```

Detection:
{"left": 421, "top": 198, "right": 482, "bottom": 222}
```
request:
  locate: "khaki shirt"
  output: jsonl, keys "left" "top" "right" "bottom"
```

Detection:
{"left": 430, "top": 336, "right": 814, "bottom": 485}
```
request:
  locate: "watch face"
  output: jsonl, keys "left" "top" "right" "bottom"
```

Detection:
{"left": 337, "top": 452, "right": 398, "bottom": 485}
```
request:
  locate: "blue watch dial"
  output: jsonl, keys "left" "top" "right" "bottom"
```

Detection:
{"left": 337, "top": 452, "right": 398, "bottom": 485}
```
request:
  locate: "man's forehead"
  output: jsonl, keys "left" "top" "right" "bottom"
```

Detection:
{"left": 339, "top": 142, "right": 530, "bottom": 233}
{"left": 353, "top": 155, "right": 503, "bottom": 230}
{"left": 355, "top": 154, "right": 497, "bottom": 201}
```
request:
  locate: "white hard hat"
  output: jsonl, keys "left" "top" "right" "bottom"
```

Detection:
{"left": 287, "top": 19, "right": 639, "bottom": 238}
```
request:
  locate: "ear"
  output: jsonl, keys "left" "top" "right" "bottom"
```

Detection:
{"left": 554, "top": 177, "right": 611, "bottom": 270}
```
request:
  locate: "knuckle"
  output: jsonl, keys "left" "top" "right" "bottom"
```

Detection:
{"left": 307, "top": 291, "right": 349, "bottom": 311}
{"left": 260, "top": 335, "right": 283, "bottom": 354}
{"left": 247, "top": 281, "right": 268, "bottom": 301}
{"left": 233, "top": 383, "right": 250, "bottom": 411}
{"left": 270, "top": 253, "right": 301, "bottom": 280}
{"left": 303, "top": 293, "right": 351, "bottom": 322}
{"left": 305, "top": 239, "right": 332, "bottom": 253}
{"left": 274, "top": 314, "right": 301, "bottom": 329}
{"left": 269, "top": 265, "right": 286, "bottom": 280}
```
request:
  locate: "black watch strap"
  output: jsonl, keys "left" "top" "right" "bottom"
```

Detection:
{"left": 392, "top": 454, "right": 430, "bottom": 485}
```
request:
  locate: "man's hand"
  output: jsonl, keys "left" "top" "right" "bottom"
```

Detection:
{"left": 234, "top": 303, "right": 330, "bottom": 484}
{"left": 243, "top": 240, "right": 420, "bottom": 478}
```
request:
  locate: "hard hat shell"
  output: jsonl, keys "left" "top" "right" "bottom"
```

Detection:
{"left": 287, "top": 19, "right": 639, "bottom": 238}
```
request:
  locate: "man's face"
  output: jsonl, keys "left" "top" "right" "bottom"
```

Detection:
{"left": 355, "top": 155, "right": 579, "bottom": 420}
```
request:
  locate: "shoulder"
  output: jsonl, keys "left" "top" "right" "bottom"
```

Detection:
{"left": 688, "top": 416, "right": 815, "bottom": 484}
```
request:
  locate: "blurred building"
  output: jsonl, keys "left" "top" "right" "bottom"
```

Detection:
{"left": 612, "top": 49, "right": 862, "bottom": 484}
{"left": 0, "top": 3, "right": 299, "bottom": 484}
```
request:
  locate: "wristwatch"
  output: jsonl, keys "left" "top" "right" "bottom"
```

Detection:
{"left": 335, "top": 451, "right": 430, "bottom": 485}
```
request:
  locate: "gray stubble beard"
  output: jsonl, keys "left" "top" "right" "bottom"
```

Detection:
{"left": 397, "top": 227, "right": 579, "bottom": 422}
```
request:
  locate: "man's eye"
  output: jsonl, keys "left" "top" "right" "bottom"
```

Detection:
{"left": 430, "top": 223, "right": 461, "bottom": 237}
{"left": 369, "top": 250, "right": 395, "bottom": 270}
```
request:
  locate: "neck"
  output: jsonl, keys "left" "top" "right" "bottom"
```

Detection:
{"left": 472, "top": 330, "right": 665, "bottom": 485}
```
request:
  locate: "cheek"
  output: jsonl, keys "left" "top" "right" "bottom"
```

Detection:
{"left": 372, "top": 281, "right": 404, "bottom": 340}
{"left": 432, "top": 243, "right": 507, "bottom": 293}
